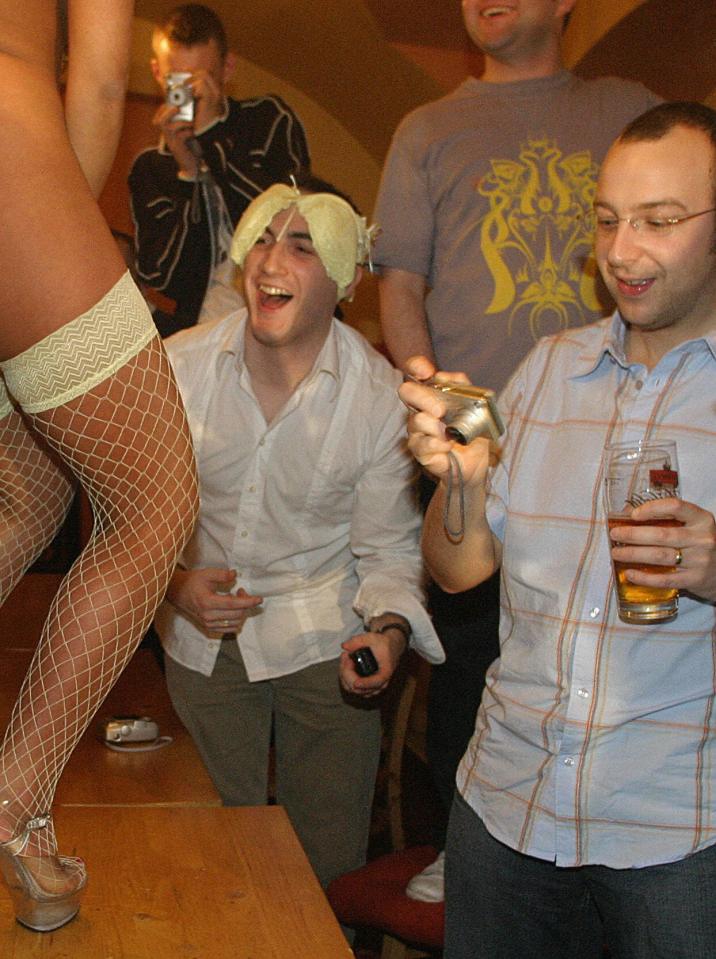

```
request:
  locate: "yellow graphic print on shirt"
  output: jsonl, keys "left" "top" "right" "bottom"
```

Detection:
{"left": 478, "top": 137, "right": 605, "bottom": 341}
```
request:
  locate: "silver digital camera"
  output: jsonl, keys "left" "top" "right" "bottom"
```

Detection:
{"left": 99, "top": 716, "right": 159, "bottom": 744}
{"left": 165, "top": 72, "right": 194, "bottom": 122}
{"left": 427, "top": 379, "right": 504, "bottom": 445}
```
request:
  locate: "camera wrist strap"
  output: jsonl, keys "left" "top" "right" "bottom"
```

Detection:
{"left": 443, "top": 450, "right": 466, "bottom": 541}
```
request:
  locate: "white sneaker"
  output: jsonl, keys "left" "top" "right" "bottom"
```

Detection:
{"left": 405, "top": 850, "right": 445, "bottom": 903}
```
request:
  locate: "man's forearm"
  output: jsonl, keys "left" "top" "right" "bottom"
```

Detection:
{"left": 379, "top": 269, "right": 435, "bottom": 373}
{"left": 422, "top": 476, "right": 500, "bottom": 593}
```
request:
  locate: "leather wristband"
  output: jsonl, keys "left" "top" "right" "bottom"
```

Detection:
{"left": 372, "top": 620, "right": 411, "bottom": 645}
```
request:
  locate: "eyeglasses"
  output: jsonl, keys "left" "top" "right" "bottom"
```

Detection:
{"left": 585, "top": 207, "right": 716, "bottom": 238}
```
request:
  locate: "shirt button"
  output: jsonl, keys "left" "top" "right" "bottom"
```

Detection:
{"left": 248, "top": 485, "right": 256, "bottom": 493}
{"left": 635, "top": 380, "right": 644, "bottom": 390}
{"left": 240, "top": 530, "right": 248, "bottom": 538}
{"left": 259, "top": 437, "right": 266, "bottom": 446}
{"left": 577, "top": 688, "right": 590, "bottom": 699}
{"left": 589, "top": 607, "right": 600, "bottom": 619}
{"left": 563, "top": 757, "right": 575, "bottom": 767}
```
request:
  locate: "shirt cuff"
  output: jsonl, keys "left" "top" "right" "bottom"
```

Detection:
{"left": 354, "top": 583, "right": 444, "bottom": 664}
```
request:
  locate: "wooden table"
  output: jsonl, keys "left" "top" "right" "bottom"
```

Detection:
{"left": 56, "top": 645, "right": 220, "bottom": 808}
{"left": 0, "top": 575, "right": 352, "bottom": 956}
{"left": 0, "top": 805, "right": 353, "bottom": 958}
{"left": 0, "top": 576, "right": 220, "bottom": 808}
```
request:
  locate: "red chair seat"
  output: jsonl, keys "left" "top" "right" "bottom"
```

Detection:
{"left": 327, "top": 846, "right": 444, "bottom": 949}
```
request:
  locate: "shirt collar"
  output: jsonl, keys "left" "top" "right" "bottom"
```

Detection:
{"left": 216, "top": 312, "right": 342, "bottom": 396}
{"left": 194, "top": 97, "right": 229, "bottom": 137}
{"left": 570, "top": 312, "right": 716, "bottom": 379}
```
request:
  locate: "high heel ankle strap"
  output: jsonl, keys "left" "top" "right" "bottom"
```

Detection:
{"left": 0, "top": 814, "right": 51, "bottom": 856}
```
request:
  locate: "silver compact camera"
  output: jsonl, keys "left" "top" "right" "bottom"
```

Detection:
{"left": 99, "top": 716, "right": 159, "bottom": 744}
{"left": 165, "top": 72, "right": 194, "bottom": 122}
{"left": 427, "top": 379, "right": 504, "bottom": 445}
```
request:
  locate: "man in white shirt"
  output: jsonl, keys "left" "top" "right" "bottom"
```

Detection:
{"left": 155, "top": 175, "right": 443, "bottom": 889}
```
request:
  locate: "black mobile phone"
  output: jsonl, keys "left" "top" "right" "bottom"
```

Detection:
{"left": 350, "top": 646, "right": 379, "bottom": 677}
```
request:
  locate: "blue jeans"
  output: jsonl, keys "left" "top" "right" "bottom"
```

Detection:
{"left": 445, "top": 790, "right": 716, "bottom": 959}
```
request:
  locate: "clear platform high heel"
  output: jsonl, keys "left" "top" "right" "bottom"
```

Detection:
{"left": 0, "top": 814, "right": 86, "bottom": 932}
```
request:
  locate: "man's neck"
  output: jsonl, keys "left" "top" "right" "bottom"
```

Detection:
{"left": 243, "top": 328, "right": 329, "bottom": 425}
{"left": 479, "top": 45, "right": 564, "bottom": 84}
{"left": 623, "top": 322, "right": 712, "bottom": 372}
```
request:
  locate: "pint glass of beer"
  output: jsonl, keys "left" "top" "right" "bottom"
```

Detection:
{"left": 604, "top": 440, "right": 681, "bottom": 624}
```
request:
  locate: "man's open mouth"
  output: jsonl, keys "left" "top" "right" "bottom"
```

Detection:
{"left": 258, "top": 284, "right": 293, "bottom": 307}
{"left": 615, "top": 276, "right": 655, "bottom": 297}
{"left": 481, "top": 5, "right": 514, "bottom": 18}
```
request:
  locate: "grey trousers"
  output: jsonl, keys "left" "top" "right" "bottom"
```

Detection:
{"left": 165, "top": 639, "right": 381, "bottom": 889}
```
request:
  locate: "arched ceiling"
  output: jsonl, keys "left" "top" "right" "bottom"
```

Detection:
{"left": 134, "top": 0, "right": 715, "bottom": 163}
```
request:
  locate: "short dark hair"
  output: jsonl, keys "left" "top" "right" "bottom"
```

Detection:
{"left": 620, "top": 101, "right": 716, "bottom": 150}
{"left": 619, "top": 101, "right": 716, "bottom": 205}
{"left": 290, "top": 171, "right": 362, "bottom": 217}
{"left": 158, "top": 4, "right": 228, "bottom": 59}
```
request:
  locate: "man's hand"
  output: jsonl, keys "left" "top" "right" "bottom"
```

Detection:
{"left": 609, "top": 498, "right": 716, "bottom": 603}
{"left": 398, "top": 355, "right": 491, "bottom": 489}
{"left": 186, "top": 68, "right": 224, "bottom": 131}
{"left": 152, "top": 68, "right": 223, "bottom": 177}
{"left": 165, "top": 567, "right": 263, "bottom": 633}
{"left": 152, "top": 102, "right": 199, "bottom": 177}
{"left": 339, "top": 623, "right": 408, "bottom": 698}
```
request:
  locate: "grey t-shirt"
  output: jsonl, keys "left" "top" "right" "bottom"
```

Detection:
{"left": 373, "top": 71, "right": 661, "bottom": 391}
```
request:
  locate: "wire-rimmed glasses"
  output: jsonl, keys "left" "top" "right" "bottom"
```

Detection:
{"left": 582, "top": 206, "right": 716, "bottom": 238}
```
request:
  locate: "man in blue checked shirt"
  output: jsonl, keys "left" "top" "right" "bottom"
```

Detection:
{"left": 402, "top": 101, "right": 716, "bottom": 959}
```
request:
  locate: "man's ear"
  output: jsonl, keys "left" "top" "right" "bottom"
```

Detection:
{"left": 222, "top": 51, "right": 238, "bottom": 87}
{"left": 342, "top": 266, "right": 363, "bottom": 304}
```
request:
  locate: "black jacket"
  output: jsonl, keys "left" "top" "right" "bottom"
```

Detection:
{"left": 129, "top": 95, "right": 310, "bottom": 331}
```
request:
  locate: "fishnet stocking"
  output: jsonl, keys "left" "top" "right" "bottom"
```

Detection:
{"left": 0, "top": 337, "right": 198, "bottom": 881}
{"left": 0, "top": 402, "right": 75, "bottom": 608}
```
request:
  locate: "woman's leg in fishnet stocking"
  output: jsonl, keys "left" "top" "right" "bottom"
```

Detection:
{"left": 0, "top": 333, "right": 197, "bottom": 892}
{"left": 0, "top": 400, "right": 75, "bottom": 608}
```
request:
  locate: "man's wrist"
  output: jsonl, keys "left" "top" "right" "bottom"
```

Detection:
{"left": 165, "top": 565, "right": 188, "bottom": 608}
{"left": 369, "top": 618, "right": 411, "bottom": 645}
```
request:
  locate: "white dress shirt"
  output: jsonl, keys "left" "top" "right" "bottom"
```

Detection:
{"left": 157, "top": 309, "right": 443, "bottom": 681}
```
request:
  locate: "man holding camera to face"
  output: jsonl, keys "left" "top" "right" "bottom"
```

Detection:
{"left": 129, "top": 4, "right": 310, "bottom": 335}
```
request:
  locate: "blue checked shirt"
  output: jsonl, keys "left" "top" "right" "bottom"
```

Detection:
{"left": 458, "top": 313, "right": 716, "bottom": 868}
